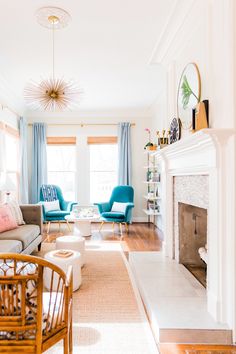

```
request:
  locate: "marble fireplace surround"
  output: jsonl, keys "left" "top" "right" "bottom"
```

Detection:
{"left": 155, "top": 129, "right": 235, "bottom": 329}
{"left": 173, "top": 175, "right": 209, "bottom": 264}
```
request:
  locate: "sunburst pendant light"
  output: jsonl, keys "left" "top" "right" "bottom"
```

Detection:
{"left": 24, "top": 7, "right": 82, "bottom": 111}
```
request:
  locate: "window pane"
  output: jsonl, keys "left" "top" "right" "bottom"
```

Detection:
{"left": 47, "top": 146, "right": 76, "bottom": 172}
{"left": 90, "top": 145, "right": 117, "bottom": 171}
{"left": 5, "top": 134, "right": 18, "bottom": 171}
{"left": 47, "top": 145, "right": 76, "bottom": 200}
{"left": 6, "top": 173, "right": 18, "bottom": 201}
{"left": 90, "top": 144, "right": 118, "bottom": 203}
{"left": 48, "top": 172, "right": 75, "bottom": 201}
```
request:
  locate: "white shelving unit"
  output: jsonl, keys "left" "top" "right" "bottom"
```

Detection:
{"left": 143, "top": 150, "right": 162, "bottom": 226}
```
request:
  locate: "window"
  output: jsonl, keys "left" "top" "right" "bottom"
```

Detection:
{"left": 4, "top": 126, "right": 19, "bottom": 200}
{"left": 89, "top": 142, "right": 118, "bottom": 203}
{"left": 47, "top": 141, "right": 76, "bottom": 200}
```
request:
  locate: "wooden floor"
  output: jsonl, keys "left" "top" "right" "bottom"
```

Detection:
{"left": 43, "top": 221, "right": 163, "bottom": 254}
{"left": 43, "top": 221, "right": 236, "bottom": 354}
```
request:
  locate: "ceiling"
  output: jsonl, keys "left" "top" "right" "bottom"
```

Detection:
{"left": 0, "top": 0, "right": 175, "bottom": 114}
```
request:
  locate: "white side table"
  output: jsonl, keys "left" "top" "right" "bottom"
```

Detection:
{"left": 56, "top": 235, "right": 85, "bottom": 266}
{"left": 65, "top": 214, "right": 100, "bottom": 237}
{"left": 44, "top": 250, "right": 82, "bottom": 292}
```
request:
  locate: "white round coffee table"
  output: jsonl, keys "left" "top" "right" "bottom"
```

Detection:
{"left": 56, "top": 235, "right": 85, "bottom": 266}
{"left": 65, "top": 214, "right": 100, "bottom": 237}
{"left": 44, "top": 249, "right": 82, "bottom": 292}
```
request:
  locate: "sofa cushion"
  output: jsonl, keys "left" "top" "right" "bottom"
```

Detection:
{"left": 0, "top": 224, "right": 40, "bottom": 249}
{"left": 0, "top": 240, "right": 23, "bottom": 253}
{"left": 7, "top": 200, "right": 25, "bottom": 225}
{"left": 101, "top": 211, "right": 125, "bottom": 220}
{"left": 0, "top": 205, "right": 18, "bottom": 232}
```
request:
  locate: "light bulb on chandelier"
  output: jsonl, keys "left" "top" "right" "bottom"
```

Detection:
{"left": 24, "top": 7, "right": 82, "bottom": 111}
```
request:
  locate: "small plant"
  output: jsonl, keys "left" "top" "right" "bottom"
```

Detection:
{"left": 181, "top": 75, "right": 199, "bottom": 109}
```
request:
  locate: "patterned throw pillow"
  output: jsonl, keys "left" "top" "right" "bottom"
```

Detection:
{"left": 0, "top": 205, "right": 18, "bottom": 233}
{"left": 6, "top": 200, "right": 25, "bottom": 225}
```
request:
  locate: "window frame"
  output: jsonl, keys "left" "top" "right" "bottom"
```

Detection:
{"left": 46, "top": 137, "right": 77, "bottom": 200}
{"left": 88, "top": 138, "right": 118, "bottom": 203}
{"left": 0, "top": 122, "right": 20, "bottom": 200}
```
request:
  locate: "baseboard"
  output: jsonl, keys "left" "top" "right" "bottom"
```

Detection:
{"left": 132, "top": 217, "right": 148, "bottom": 222}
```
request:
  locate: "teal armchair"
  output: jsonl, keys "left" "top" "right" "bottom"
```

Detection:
{"left": 39, "top": 185, "right": 77, "bottom": 234}
{"left": 95, "top": 185, "right": 134, "bottom": 234}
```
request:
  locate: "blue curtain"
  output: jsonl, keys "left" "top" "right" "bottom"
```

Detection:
{"left": 118, "top": 122, "right": 132, "bottom": 185}
{"left": 19, "top": 117, "right": 29, "bottom": 203}
{"left": 31, "top": 123, "right": 47, "bottom": 203}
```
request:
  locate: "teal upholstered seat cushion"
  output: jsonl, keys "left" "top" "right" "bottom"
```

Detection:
{"left": 0, "top": 225, "right": 40, "bottom": 249}
{"left": 101, "top": 211, "right": 125, "bottom": 220}
{"left": 45, "top": 210, "right": 70, "bottom": 221}
{"left": 95, "top": 186, "right": 134, "bottom": 224}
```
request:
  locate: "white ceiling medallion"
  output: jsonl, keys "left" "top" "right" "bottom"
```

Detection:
{"left": 24, "top": 7, "right": 82, "bottom": 111}
{"left": 36, "top": 6, "right": 71, "bottom": 29}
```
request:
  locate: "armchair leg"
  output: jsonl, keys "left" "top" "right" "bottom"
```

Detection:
{"left": 63, "top": 335, "right": 69, "bottom": 354}
{"left": 112, "top": 222, "right": 115, "bottom": 232}
{"left": 47, "top": 221, "right": 51, "bottom": 234}
{"left": 119, "top": 223, "right": 123, "bottom": 235}
{"left": 67, "top": 220, "right": 71, "bottom": 232}
{"left": 99, "top": 221, "right": 104, "bottom": 231}
{"left": 125, "top": 223, "right": 129, "bottom": 233}
{"left": 59, "top": 221, "right": 61, "bottom": 233}
{"left": 69, "top": 317, "right": 73, "bottom": 354}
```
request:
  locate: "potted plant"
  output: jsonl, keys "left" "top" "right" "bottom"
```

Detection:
{"left": 144, "top": 128, "right": 157, "bottom": 150}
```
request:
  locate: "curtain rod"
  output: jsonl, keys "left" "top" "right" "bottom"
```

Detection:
{"left": 28, "top": 123, "right": 136, "bottom": 127}
{"left": 1, "top": 104, "right": 20, "bottom": 118}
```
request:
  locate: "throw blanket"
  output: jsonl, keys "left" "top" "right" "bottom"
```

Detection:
{"left": 41, "top": 185, "right": 58, "bottom": 202}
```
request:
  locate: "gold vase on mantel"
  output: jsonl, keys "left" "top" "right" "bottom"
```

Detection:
{"left": 157, "top": 130, "right": 170, "bottom": 149}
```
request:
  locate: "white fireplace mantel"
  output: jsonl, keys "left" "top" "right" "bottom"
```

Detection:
{"left": 154, "top": 128, "right": 235, "bottom": 174}
{"left": 153, "top": 129, "right": 236, "bottom": 331}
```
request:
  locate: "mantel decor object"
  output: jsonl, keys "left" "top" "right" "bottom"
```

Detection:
{"left": 169, "top": 118, "right": 181, "bottom": 144}
{"left": 192, "top": 99, "right": 209, "bottom": 131}
{"left": 177, "top": 63, "right": 201, "bottom": 130}
{"left": 144, "top": 128, "right": 157, "bottom": 150}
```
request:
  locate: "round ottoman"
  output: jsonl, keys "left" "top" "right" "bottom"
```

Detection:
{"left": 56, "top": 236, "right": 85, "bottom": 266}
{"left": 44, "top": 249, "right": 82, "bottom": 292}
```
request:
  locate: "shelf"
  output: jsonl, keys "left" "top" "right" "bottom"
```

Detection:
{"left": 143, "top": 150, "right": 158, "bottom": 155}
{"left": 143, "top": 165, "right": 159, "bottom": 169}
{"left": 143, "top": 195, "right": 161, "bottom": 201}
{"left": 143, "top": 209, "right": 161, "bottom": 216}
{"left": 143, "top": 181, "right": 161, "bottom": 184}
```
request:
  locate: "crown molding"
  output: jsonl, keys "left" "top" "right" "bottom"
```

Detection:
{"left": 149, "top": 0, "right": 200, "bottom": 66}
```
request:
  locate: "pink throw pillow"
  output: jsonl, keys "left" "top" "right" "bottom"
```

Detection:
{"left": 0, "top": 205, "right": 18, "bottom": 233}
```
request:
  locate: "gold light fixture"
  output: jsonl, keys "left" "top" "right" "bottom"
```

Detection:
{"left": 24, "top": 7, "right": 82, "bottom": 111}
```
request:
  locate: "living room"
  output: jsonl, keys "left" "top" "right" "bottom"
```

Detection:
{"left": 0, "top": 0, "right": 236, "bottom": 353}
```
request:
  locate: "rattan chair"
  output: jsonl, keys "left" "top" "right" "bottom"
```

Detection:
{"left": 0, "top": 253, "right": 73, "bottom": 354}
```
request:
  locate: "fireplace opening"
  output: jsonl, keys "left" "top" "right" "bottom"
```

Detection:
{"left": 178, "top": 202, "right": 207, "bottom": 287}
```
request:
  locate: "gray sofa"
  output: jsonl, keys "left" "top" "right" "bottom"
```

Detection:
{"left": 0, "top": 205, "right": 43, "bottom": 254}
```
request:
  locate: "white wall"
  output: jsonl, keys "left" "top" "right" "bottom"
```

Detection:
{"left": 26, "top": 112, "right": 152, "bottom": 221}
{"left": 149, "top": 0, "right": 236, "bottom": 339}
{"left": 150, "top": 0, "right": 236, "bottom": 132}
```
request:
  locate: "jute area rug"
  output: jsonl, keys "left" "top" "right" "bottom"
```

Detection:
{"left": 35, "top": 242, "right": 159, "bottom": 354}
